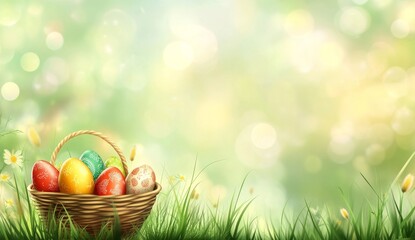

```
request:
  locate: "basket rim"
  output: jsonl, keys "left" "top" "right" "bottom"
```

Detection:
{"left": 27, "top": 182, "right": 162, "bottom": 198}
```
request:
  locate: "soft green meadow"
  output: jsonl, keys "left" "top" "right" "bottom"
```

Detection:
{"left": 2, "top": 158, "right": 415, "bottom": 240}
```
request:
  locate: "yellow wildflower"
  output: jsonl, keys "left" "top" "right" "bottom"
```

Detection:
{"left": 340, "top": 208, "right": 349, "bottom": 220}
{"left": 5, "top": 199, "right": 14, "bottom": 208}
{"left": 401, "top": 174, "right": 414, "bottom": 193}
{"left": 0, "top": 173, "right": 11, "bottom": 182}
{"left": 27, "top": 127, "right": 41, "bottom": 147}
{"left": 129, "top": 145, "right": 136, "bottom": 161}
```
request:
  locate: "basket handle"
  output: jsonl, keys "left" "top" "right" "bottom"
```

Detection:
{"left": 50, "top": 130, "right": 129, "bottom": 176}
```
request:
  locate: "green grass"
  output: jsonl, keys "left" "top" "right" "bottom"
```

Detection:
{"left": 2, "top": 159, "right": 415, "bottom": 239}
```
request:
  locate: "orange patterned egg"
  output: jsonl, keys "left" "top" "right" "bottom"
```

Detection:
{"left": 126, "top": 164, "right": 156, "bottom": 194}
{"left": 94, "top": 167, "right": 126, "bottom": 195}
{"left": 58, "top": 158, "right": 95, "bottom": 194}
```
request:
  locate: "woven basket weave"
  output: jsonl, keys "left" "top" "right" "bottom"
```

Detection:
{"left": 27, "top": 130, "right": 161, "bottom": 235}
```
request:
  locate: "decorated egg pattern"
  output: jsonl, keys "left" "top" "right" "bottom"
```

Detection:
{"left": 80, "top": 150, "right": 105, "bottom": 180}
{"left": 126, "top": 165, "right": 156, "bottom": 194}
{"left": 58, "top": 158, "right": 95, "bottom": 194}
{"left": 104, "top": 156, "right": 126, "bottom": 177}
{"left": 32, "top": 146, "right": 157, "bottom": 196}
{"left": 32, "top": 160, "right": 60, "bottom": 192}
{"left": 94, "top": 167, "right": 126, "bottom": 195}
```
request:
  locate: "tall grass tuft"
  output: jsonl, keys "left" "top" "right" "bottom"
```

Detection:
{"left": 136, "top": 160, "right": 257, "bottom": 240}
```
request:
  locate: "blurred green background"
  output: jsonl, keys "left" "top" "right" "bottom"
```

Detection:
{"left": 1, "top": 0, "right": 415, "bottom": 221}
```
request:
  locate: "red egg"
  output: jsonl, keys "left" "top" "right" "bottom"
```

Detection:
{"left": 94, "top": 167, "right": 126, "bottom": 195}
{"left": 32, "top": 160, "right": 60, "bottom": 192}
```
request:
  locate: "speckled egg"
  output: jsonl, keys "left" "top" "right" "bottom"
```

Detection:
{"left": 104, "top": 156, "right": 126, "bottom": 177}
{"left": 80, "top": 150, "right": 105, "bottom": 180}
{"left": 58, "top": 158, "right": 95, "bottom": 194}
{"left": 126, "top": 164, "right": 156, "bottom": 194}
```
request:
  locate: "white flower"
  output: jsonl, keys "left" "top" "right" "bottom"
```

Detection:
{"left": 3, "top": 149, "right": 24, "bottom": 168}
{"left": 0, "top": 173, "right": 11, "bottom": 182}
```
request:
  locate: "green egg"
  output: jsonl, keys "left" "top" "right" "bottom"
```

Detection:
{"left": 80, "top": 150, "right": 105, "bottom": 181}
{"left": 105, "top": 156, "right": 126, "bottom": 177}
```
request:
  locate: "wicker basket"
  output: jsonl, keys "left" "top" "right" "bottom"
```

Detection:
{"left": 27, "top": 130, "right": 162, "bottom": 235}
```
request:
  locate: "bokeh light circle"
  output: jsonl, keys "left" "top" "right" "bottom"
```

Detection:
{"left": 398, "top": 2, "right": 415, "bottom": 31}
{"left": 163, "top": 41, "right": 193, "bottom": 71}
{"left": 373, "top": 0, "right": 393, "bottom": 8}
{"left": 169, "top": 16, "right": 218, "bottom": 64}
{"left": 284, "top": 9, "right": 314, "bottom": 35}
{"left": 382, "top": 66, "right": 408, "bottom": 98}
{"left": 251, "top": 122, "right": 277, "bottom": 149}
{"left": 329, "top": 123, "right": 355, "bottom": 164}
{"left": 319, "top": 40, "right": 344, "bottom": 70}
{"left": 1, "top": 82, "right": 20, "bottom": 101}
{"left": 0, "top": 1, "right": 21, "bottom": 26}
{"left": 391, "top": 107, "right": 415, "bottom": 135}
{"left": 391, "top": 19, "right": 410, "bottom": 39}
{"left": 329, "top": 135, "right": 355, "bottom": 156}
{"left": 339, "top": 7, "right": 370, "bottom": 36}
{"left": 46, "top": 31, "right": 64, "bottom": 50}
{"left": 20, "top": 52, "right": 40, "bottom": 72}
{"left": 235, "top": 123, "right": 280, "bottom": 169}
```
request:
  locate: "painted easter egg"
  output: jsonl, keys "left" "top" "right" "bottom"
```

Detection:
{"left": 80, "top": 150, "right": 105, "bottom": 180}
{"left": 126, "top": 164, "right": 156, "bottom": 194}
{"left": 58, "top": 158, "right": 94, "bottom": 194}
{"left": 104, "top": 156, "right": 126, "bottom": 177}
{"left": 32, "top": 160, "right": 60, "bottom": 192}
{"left": 94, "top": 167, "right": 126, "bottom": 195}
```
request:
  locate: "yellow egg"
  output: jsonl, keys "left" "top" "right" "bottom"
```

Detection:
{"left": 58, "top": 158, "right": 94, "bottom": 194}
